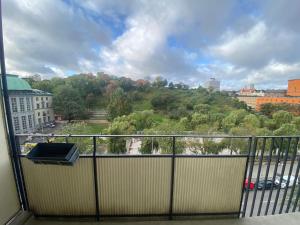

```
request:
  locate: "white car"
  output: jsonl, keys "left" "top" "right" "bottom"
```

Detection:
{"left": 275, "top": 175, "right": 299, "bottom": 188}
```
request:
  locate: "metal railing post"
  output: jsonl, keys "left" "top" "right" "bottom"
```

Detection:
{"left": 257, "top": 138, "right": 274, "bottom": 216}
{"left": 286, "top": 143, "right": 300, "bottom": 212}
{"left": 93, "top": 136, "right": 100, "bottom": 221}
{"left": 265, "top": 137, "right": 284, "bottom": 215}
{"left": 242, "top": 136, "right": 257, "bottom": 217}
{"left": 279, "top": 137, "right": 299, "bottom": 214}
{"left": 169, "top": 136, "right": 176, "bottom": 220}
{"left": 250, "top": 137, "right": 266, "bottom": 216}
{"left": 272, "top": 137, "right": 291, "bottom": 214}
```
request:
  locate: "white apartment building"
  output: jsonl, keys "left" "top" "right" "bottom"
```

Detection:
{"left": 7, "top": 74, "right": 54, "bottom": 134}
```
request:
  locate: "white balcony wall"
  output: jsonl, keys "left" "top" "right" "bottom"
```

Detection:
{"left": 0, "top": 96, "right": 20, "bottom": 224}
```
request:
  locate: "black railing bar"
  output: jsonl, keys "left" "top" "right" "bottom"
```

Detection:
{"left": 279, "top": 137, "right": 299, "bottom": 214}
{"left": 242, "top": 137, "right": 257, "bottom": 217}
{"left": 34, "top": 211, "right": 240, "bottom": 218}
{"left": 15, "top": 133, "right": 300, "bottom": 138}
{"left": 264, "top": 137, "right": 284, "bottom": 215}
{"left": 272, "top": 137, "right": 292, "bottom": 215}
{"left": 17, "top": 153, "right": 249, "bottom": 158}
{"left": 15, "top": 136, "right": 29, "bottom": 210}
{"left": 169, "top": 136, "right": 176, "bottom": 220}
{"left": 257, "top": 138, "right": 274, "bottom": 216}
{"left": 250, "top": 137, "right": 267, "bottom": 216}
{"left": 92, "top": 137, "right": 100, "bottom": 221}
{"left": 292, "top": 182, "right": 300, "bottom": 212}
{"left": 285, "top": 138, "right": 300, "bottom": 213}
{"left": 239, "top": 137, "right": 252, "bottom": 218}
{"left": 15, "top": 134, "right": 254, "bottom": 138}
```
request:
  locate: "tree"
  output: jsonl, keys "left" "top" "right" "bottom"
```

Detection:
{"left": 273, "top": 124, "right": 298, "bottom": 136}
{"left": 107, "top": 88, "right": 132, "bottom": 120}
{"left": 151, "top": 93, "right": 177, "bottom": 110}
{"left": 272, "top": 110, "right": 293, "bottom": 128}
{"left": 168, "top": 82, "right": 175, "bottom": 89}
{"left": 222, "top": 109, "right": 248, "bottom": 131}
{"left": 139, "top": 138, "right": 159, "bottom": 154}
{"left": 53, "top": 85, "right": 86, "bottom": 121}
{"left": 194, "top": 104, "right": 210, "bottom": 114}
{"left": 242, "top": 114, "right": 260, "bottom": 128}
{"left": 152, "top": 76, "right": 168, "bottom": 88}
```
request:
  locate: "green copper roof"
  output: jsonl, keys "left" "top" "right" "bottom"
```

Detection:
{"left": 6, "top": 74, "right": 32, "bottom": 91}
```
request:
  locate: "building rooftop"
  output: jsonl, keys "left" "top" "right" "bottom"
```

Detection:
{"left": 7, "top": 74, "right": 32, "bottom": 91}
{"left": 32, "top": 89, "right": 52, "bottom": 96}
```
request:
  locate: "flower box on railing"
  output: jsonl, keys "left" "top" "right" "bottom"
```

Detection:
{"left": 27, "top": 143, "right": 79, "bottom": 166}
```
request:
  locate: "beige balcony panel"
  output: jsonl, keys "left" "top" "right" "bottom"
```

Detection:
{"left": 21, "top": 158, "right": 96, "bottom": 215}
{"left": 97, "top": 158, "right": 171, "bottom": 215}
{"left": 0, "top": 100, "right": 20, "bottom": 224}
{"left": 173, "top": 157, "right": 246, "bottom": 214}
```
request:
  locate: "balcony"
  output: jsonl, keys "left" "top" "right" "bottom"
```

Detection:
{"left": 3, "top": 134, "right": 298, "bottom": 225}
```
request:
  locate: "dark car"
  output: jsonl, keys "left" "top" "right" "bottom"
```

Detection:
{"left": 256, "top": 180, "right": 278, "bottom": 190}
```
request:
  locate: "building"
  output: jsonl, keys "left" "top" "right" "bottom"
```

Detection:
{"left": 236, "top": 96, "right": 258, "bottom": 109}
{"left": 7, "top": 74, "right": 54, "bottom": 134}
{"left": 238, "top": 85, "right": 264, "bottom": 97}
{"left": 7, "top": 75, "right": 36, "bottom": 134}
{"left": 204, "top": 78, "right": 220, "bottom": 92}
{"left": 32, "top": 89, "right": 54, "bottom": 128}
{"left": 264, "top": 89, "right": 286, "bottom": 97}
{"left": 236, "top": 84, "right": 264, "bottom": 109}
{"left": 256, "top": 79, "right": 300, "bottom": 110}
{"left": 287, "top": 79, "right": 300, "bottom": 96}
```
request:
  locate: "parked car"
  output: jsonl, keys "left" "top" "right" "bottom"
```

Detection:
{"left": 256, "top": 179, "right": 278, "bottom": 190}
{"left": 275, "top": 175, "right": 299, "bottom": 189}
{"left": 45, "top": 123, "right": 55, "bottom": 128}
{"left": 244, "top": 179, "right": 255, "bottom": 190}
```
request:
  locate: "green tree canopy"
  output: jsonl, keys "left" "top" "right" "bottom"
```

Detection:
{"left": 107, "top": 88, "right": 132, "bottom": 120}
{"left": 53, "top": 85, "right": 86, "bottom": 121}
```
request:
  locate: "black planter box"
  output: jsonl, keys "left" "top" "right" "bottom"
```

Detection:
{"left": 27, "top": 143, "right": 79, "bottom": 166}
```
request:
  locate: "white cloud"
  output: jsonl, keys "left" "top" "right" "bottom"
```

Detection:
{"left": 3, "top": 0, "right": 300, "bottom": 89}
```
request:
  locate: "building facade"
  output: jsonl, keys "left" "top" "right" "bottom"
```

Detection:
{"left": 204, "top": 78, "right": 220, "bottom": 92}
{"left": 256, "top": 97, "right": 300, "bottom": 110}
{"left": 32, "top": 89, "right": 54, "bottom": 128}
{"left": 256, "top": 79, "right": 300, "bottom": 110}
{"left": 236, "top": 96, "right": 258, "bottom": 109}
{"left": 7, "top": 74, "right": 54, "bottom": 134}
{"left": 287, "top": 79, "right": 300, "bottom": 96}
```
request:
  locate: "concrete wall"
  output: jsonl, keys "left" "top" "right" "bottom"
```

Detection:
{"left": 0, "top": 95, "right": 20, "bottom": 224}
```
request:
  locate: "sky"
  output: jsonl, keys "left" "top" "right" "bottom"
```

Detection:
{"left": 3, "top": 0, "right": 300, "bottom": 90}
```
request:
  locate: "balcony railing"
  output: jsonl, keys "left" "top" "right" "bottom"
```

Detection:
{"left": 14, "top": 134, "right": 300, "bottom": 220}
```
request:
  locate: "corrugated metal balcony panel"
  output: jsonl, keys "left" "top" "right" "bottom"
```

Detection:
{"left": 97, "top": 158, "right": 172, "bottom": 215}
{"left": 173, "top": 157, "right": 246, "bottom": 214}
{"left": 21, "top": 158, "right": 96, "bottom": 215}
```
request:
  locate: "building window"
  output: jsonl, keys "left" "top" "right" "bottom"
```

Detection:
{"left": 38, "top": 118, "right": 42, "bottom": 125}
{"left": 42, "top": 101, "right": 45, "bottom": 108}
{"left": 48, "top": 116, "right": 50, "bottom": 122}
{"left": 36, "top": 97, "right": 39, "bottom": 101}
{"left": 28, "top": 115, "right": 33, "bottom": 129}
{"left": 20, "top": 98, "right": 25, "bottom": 112}
{"left": 46, "top": 102, "right": 49, "bottom": 108}
{"left": 37, "top": 103, "right": 40, "bottom": 109}
{"left": 43, "top": 117, "right": 46, "bottom": 123}
{"left": 41, "top": 97, "right": 43, "bottom": 101}
{"left": 26, "top": 97, "right": 31, "bottom": 111}
{"left": 21, "top": 116, "right": 27, "bottom": 130}
{"left": 11, "top": 98, "right": 18, "bottom": 112}
{"left": 46, "top": 97, "right": 48, "bottom": 100}
{"left": 38, "top": 112, "right": 40, "bottom": 116}
{"left": 13, "top": 117, "right": 20, "bottom": 131}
